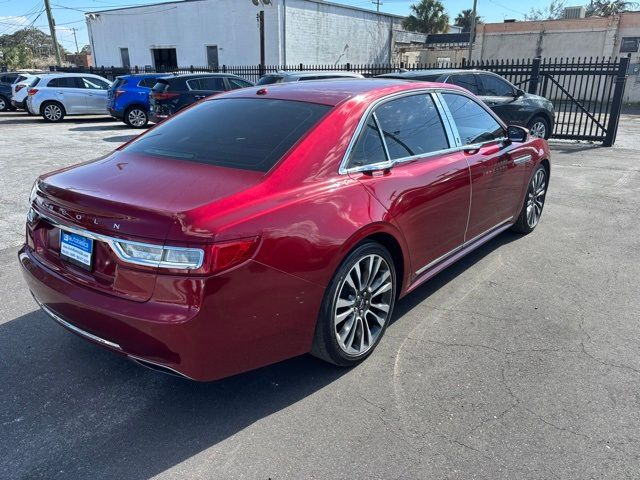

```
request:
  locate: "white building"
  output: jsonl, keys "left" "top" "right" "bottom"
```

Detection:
{"left": 85, "top": 0, "right": 404, "bottom": 68}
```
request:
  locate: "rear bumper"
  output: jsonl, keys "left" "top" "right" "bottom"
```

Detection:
{"left": 19, "top": 244, "right": 324, "bottom": 381}
{"left": 11, "top": 99, "right": 25, "bottom": 109}
{"left": 149, "top": 112, "right": 169, "bottom": 123}
{"left": 108, "top": 107, "right": 123, "bottom": 120}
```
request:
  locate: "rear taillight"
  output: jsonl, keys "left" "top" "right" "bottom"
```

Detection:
{"left": 15, "top": 84, "right": 25, "bottom": 92}
{"left": 152, "top": 92, "right": 179, "bottom": 101}
{"left": 209, "top": 237, "right": 259, "bottom": 275}
{"left": 114, "top": 89, "right": 125, "bottom": 99}
{"left": 28, "top": 88, "right": 38, "bottom": 96}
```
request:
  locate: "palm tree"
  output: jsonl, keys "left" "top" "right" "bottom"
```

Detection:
{"left": 454, "top": 9, "right": 483, "bottom": 33}
{"left": 586, "top": 0, "right": 638, "bottom": 16}
{"left": 402, "top": 0, "right": 450, "bottom": 35}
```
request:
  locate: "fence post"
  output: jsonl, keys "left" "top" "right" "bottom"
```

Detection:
{"left": 346, "top": 62, "right": 351, "bottom": 72}
{"left": 528, "top": 57, "right": 542, "bottom": 94}
{"left": 603, "top": 55, "right": 630, "bottom": 147}
{"left": 259, "top": 64, "right": 265, "bottom": 77}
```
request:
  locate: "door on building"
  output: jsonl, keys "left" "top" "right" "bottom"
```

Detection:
{"left": 152, "top": 48, "right": 178, "bottom": 70}
{"left": 120, "top": 48, "right": 130, "bottom": 68}
{"left": 206, "top": 45, "right": 219, "bottom": 70}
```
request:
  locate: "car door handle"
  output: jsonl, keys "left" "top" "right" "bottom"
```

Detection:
{"left": 194, "top": 95, "right": 206, "bottom": 100}
{"left": 463, "top": 143, "right": 502, "bottom": 155}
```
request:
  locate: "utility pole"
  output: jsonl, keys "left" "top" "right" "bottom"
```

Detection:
{"left": 372, "top": 0, "right": 382, "bottom": 12}
{"left": 71, "top": 27, "right": 80, "bottom": 54}
{"left": 44, "top": 0, "right": 62, "bottom": 65}
{"left": 467, "top": 0, "right": 477, "bottom": 64}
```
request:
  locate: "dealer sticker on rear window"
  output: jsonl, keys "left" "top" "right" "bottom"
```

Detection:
{"left": 60, "top": 231, "right": 94, "bottom": 270}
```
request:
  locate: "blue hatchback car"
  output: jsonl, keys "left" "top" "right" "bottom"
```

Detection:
{"left": 107, "top": 74, "right": 169, "bottom": 128}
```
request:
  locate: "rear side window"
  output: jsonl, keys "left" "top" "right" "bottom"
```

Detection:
{"left": 448, "top": 74, "right": 481, "bottom": 95}
{"left": 47, "top": 77, "right": 80, "bottom": 88}
{"left": 256, "top": 75, "right": 283, "bottom": 85}
{"left": 479, "top": 74, "right": 514, "bottom": 96}
{"left": 349, "top": 117, "right": 387, "bottom": 167}
{"left": 443, "top": 93, "right": 504, "bottom": 145}
{"left": 187, "top": 77, "right": 225, "bottom": 91}
{"left": 374, "top": 94, "right": 449, "bottom": 160}
{"left": 138, "top": 77, "right": 160, "bottom": 88}
{"left": 82, "top": 77, "right": 110, "bottom": 90}
{"left": 124, "top": 98, "right": 331, "bottom": 172}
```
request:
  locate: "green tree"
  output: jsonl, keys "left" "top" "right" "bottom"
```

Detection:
{"left": 524, "top": 0, "right": 566, "bottom": 20}
{"left": 454, "top": 9, "right": 483, "bottom": 32}
{"left": 402, "top": 0, "right": 450, "bottom": 34}
{"left": 0, "top": 27, "right": 66, "bottom": 60}
{"left": 0, "top": 45, "right": 34, "bottom": 70}
{"left": 586, "top": 0, "right": 638, "bottom": 16}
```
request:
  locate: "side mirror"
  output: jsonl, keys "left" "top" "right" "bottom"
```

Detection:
{"left": 514, "top": 88, "right": 525, "bottom": 97}
{"left": 507, "top": 125, "right": 528, "bottom": 143}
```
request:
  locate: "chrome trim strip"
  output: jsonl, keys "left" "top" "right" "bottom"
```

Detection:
{"left": 128, "top": 355, "right": 195, "bottom": 380}
{"left": 38, "top": 301, "right": 122, "bottom": 351}
{"left": 371, "top": 112, "right": 391, "bottom": 161}
{"left": 35, "top": 210, "right": 204, "bottom": 270}
{"left": 415, "top": 216, "right": 513, "bottom": 276}
{"left": 513, "top": 154, "right": 532, "bottom": 165}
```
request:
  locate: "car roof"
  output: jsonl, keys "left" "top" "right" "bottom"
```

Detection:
{"left": 43, "top": 72, "right": 108, "bottom": 79}
{"left": 215, "top": 78, "right": 463, "bottom": 107}
{"left": 379, "top": 69, "right": 495, "bottom": 79}
{"left": 117, "top": 73, "right": 170, "bottom": 79}
{"left": 170, "top": 73, "right": 245, "bottom": 80}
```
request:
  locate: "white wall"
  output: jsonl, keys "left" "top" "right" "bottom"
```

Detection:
{"left": 86, "top": 0, "right": 400, "bottom": 68}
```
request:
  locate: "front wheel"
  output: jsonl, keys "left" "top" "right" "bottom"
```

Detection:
{"left": 312, "top": 242, "right": 396, "bottom": 366}
{"left": 124, "top": 106, "right": 149, "bottom": 128}
{"left": 512, "top": 165, "right": 548, "bottom": 234}
{"left": 527, "top": 115, "right": 551, "bottom": 139}
{"left": 0, "top": 95, "right": 9, "bottom": 112}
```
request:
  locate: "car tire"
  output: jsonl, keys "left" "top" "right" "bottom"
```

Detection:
{"left": 0, "top": 95, "right": 9, "bottom": 112}
{"left": 311, "top": 241, "right": 397, "bottom": 367}
{"left": 41, "top": 101, "right": 65, "bottom": 122}
{"left": 527, "top": 115, "right": 550, "bottom": 140}
{"left": 511, "top": 164, "right": 548, "bottom": 234}
{"left": 124, "top": 106, "right": 149, "bottom": 128}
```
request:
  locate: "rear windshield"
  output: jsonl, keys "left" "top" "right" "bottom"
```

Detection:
{"left": 256, "top": 75, "right": 283, "bottom": 86}
{"left": 112, "top": 78, "right": 127, "bottom": 89}
{"left": 124, "top": 98, "right": 331, "bottom": 172}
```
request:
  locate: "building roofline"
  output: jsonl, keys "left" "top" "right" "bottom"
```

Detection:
{"left": 86, "top": 0, "right": 404, "bottom": 19}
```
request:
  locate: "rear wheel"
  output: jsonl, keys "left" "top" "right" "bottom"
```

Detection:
{"left": 312, "top": 242, "right": 396, "bottom": 366}
{"left": 0, "top": 95, "right": 8, "bottom": 112}
{"left": 527, "top": 115, "right": 550, "bottom": 139}
{"left": 124, "top": 106, "right": 149, "bottom": 128}
{"left": 512, "top": 165, "right": 548, "bottom": 234}
{"left": 41, "top": 101, "right": 65, "bottom": 122}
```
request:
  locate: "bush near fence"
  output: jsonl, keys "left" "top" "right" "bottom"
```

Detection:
{"left": 51, "top": 56, "right": 629, "bottom": 146}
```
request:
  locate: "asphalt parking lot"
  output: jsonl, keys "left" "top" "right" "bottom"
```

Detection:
{"left": 1, "top": 110, "right": 639, "bottom": 480}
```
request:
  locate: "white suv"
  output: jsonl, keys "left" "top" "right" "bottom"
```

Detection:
{"left": 26, "top": 73, "right": 112, "bottom": 122}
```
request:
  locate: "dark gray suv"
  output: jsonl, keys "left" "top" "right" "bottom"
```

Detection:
{"left": 377, "top": 69, "right": 555, "bottom": 139}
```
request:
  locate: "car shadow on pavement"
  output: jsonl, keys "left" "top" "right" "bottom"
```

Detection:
{"left": 69, "top": 124, "right": 143, "bottom": 132}
{"left": 102, "top": 134, "right": 140, "bottom": 143}
{"left": 0, "top": 116, "right": 118, "bottom": 127}
{"left": 0, "top": 306, "right": 348, "bottom": 479}
{"left": 0, "top": 231, "right": 521, "bottom": 479}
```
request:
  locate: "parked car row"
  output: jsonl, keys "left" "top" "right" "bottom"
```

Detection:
{"left": 1, "top": 68, "right": 555, "bottom": 138}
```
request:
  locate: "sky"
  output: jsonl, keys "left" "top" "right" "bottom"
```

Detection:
{"left": 0, "top": 0, "right": 545, "bottom": 53}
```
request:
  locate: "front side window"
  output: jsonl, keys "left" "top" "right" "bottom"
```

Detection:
{"left": 187, "top": 77, "right": 225, "bottom": 91}
{"left": 442, "top": 93, "right": 504, "bottom": 145}
{"left": 479, "top": 74, "right": 515, "bottom": 97}
{"left": 124, "top": 98, "right": 331, "bottom": 172}
{"left": 447, "top": 74, "right": 481, "bottom": 95}
{"left": 48, "top": 77, "right": 79, "bottom": 88}
{"left": 374, "top": 94, "right": 449, "bottom": 160}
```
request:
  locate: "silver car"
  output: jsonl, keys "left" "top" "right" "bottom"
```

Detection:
{"left": 26, "top": 73, "right": 112, "bottom": 122}
{"left": 256, "top": 70, "right": 364, "bottom": 85}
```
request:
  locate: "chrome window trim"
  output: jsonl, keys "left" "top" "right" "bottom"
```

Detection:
{"left": 415, "top": 216, "right": 513, "bottom": 276}
{"left": 339, "top": 89, "right": 458, "bottom": 175}
{"left": 35, "top": 210, "right": 204, "bottom": 270}
{"left": 371, "top": 112, "right": 391, "bottom": 161}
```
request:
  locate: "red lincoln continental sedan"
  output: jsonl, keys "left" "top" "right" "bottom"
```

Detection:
{"left": 20, "top": 79, "right": 550, "bottom": 381}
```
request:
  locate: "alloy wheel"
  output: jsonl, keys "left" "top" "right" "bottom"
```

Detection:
{"left": 526, "top": 168, "right": 547, "bottom": 228}
{"left": 128, "top": 108, "right": 147, "bottom": 127}
{"left": 0, "top": 97, "right": 6, "bottom": 111}
{"left": 530, "top": 121, "right": 547, "bottom": 139}
{"left": 44, "top": 104, "right": 62, "bottom": 121}
{"left": 334, "top": 254, "right": 394, "bottom": 356}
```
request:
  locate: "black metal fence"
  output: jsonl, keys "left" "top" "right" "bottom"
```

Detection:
{"left": 52, "top": 56, "right": 630, "bottom": 146}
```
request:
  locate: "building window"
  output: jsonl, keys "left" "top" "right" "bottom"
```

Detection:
{"left": 120, "top": 48, "right": 130, "bottom": 68}
{"left": 152, "top": 48, "right": 178, "bottom": 69}
{"left": 620, "top": 37, "right": 639, "bottom": 53}
{"left": 206, "top": 45, "right": 219, "bottom": 70}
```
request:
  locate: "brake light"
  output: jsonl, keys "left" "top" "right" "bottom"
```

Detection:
{"left": 15, "top": 84, "right": 25, "bottom": 92}
{"left": 28, "top": 88, "right": 38, "bottom": 96}
{"left": 114, "top": 89, "right": 125, "bottom": 99}
{"left": 152, "top": 92, "right": 179, "bottom": 101}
